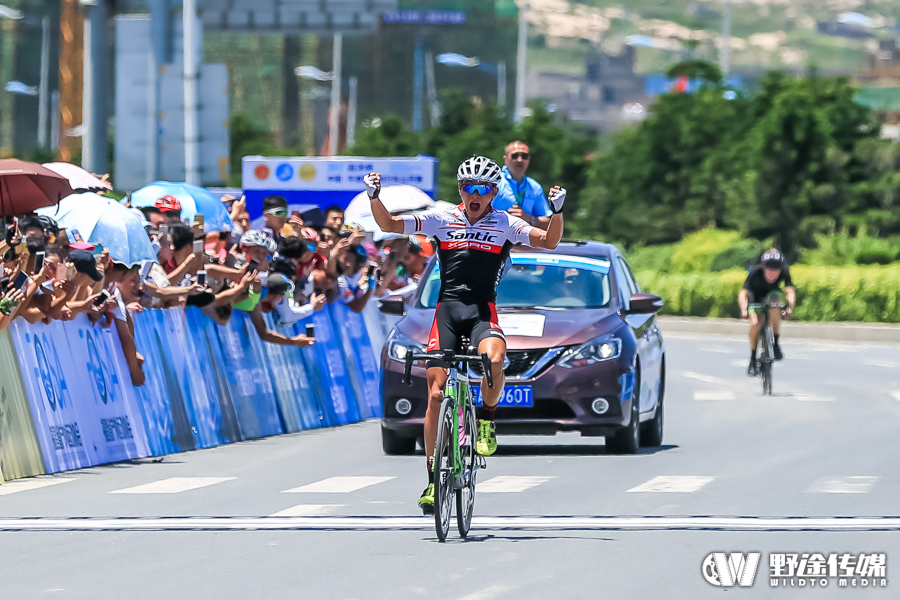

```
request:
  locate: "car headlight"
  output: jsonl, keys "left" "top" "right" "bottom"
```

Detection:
{"left": 557, "top": 335, "right": 622, "bottom": 369}
{"left": 387, "top": 331, "right": 425, "bottom": 362}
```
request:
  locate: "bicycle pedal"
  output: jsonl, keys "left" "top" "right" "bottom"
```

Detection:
{"left": 475, "top": 456, "right": 487, "bottom": 470}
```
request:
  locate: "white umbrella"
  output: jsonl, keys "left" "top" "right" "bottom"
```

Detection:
{"left": 344, "top": 185, "right": 435, "bottom": 223}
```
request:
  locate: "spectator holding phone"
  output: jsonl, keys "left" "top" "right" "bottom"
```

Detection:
{"left": 162, "top": 224, "right": 203, "bottom": 283}
{"left": 335, "top": 243, "right": 375, "bottom": 313}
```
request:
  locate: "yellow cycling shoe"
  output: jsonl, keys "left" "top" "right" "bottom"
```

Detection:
{"left": 476, "top": 419, "right": 497, "bottom": 456}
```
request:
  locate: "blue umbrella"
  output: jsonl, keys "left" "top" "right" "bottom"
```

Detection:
{"left": 36, "top": 192, "right": 156, "bottom": 267}
{"left": 129, "top": 181, "right": 234, "bottom": 233}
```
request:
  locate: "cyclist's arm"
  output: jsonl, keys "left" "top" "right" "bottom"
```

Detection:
{"left": 366, "top": 172, "right": 405, "bottom": 234}
{"left": 527, "top": 212, "right": 563, "bottom": 249}
{"left": 785, "top": 286, "right": 796, "bottom": 308}
{"left": 738, "top": 288, "right": 750, "bottom": 317}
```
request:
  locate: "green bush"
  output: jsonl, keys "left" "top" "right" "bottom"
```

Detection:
{"left": 799, "top": 232, "right": 900, "bottom": 266}
{"left": 634, "top": 265, "right": 900, "bottom": 323}
{"left": 669, "top": 228, "right": 743, "bottom": 274}
{"left": 709, "top": 238, "right": 768, "bottom": 271}
{"left": 625, "top": 245, "right": 674, "bottom": 273}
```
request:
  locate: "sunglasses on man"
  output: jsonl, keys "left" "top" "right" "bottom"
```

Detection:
{"left": 265, "top": 208, "right": 288, "bottom": 218}
{"left": 462, "top": 183, "right": 496, "bottom": 196}
{"left": 510, "top": 152, "right": 529, "bottom": 160}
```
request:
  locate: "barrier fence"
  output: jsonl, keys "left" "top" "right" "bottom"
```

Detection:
{"left": 0, "top": 304, "right": 384, "bottom": 482}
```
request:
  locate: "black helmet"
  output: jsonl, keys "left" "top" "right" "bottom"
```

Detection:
{"left": 761, "top": 249, "right": 784, "bottom": 269}
{"left": 36, "top": 215, "right": 60, "bottom": 235}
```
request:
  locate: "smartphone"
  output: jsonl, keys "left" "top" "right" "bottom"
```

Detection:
{"left": 197, "top": 270, "right": 207, "bottom": 287}
{"left": 139, "top": 261, "right": 153, "bottom": 283}
{"left": 246, "top": 258, "right": 259, "bottom": 273}
{"left": 193, "top": 239, "right": 204, "bottom": 254}
{"left": 67, "top": 264, "right": 76, "bottom": 280}
{"left": 366, "top": 263, "right": 376, "bottom": 278}
{"left": 194, "top": 213, "right": 204, "bottom": 226}
{"left": 159, "top": 224, "right": 170, "bottom": 235}
{"left": 12, "top": 271, "right": 29, "bottom": 292}
{"left": 306, "top": 323, "right": 315, "bottom": 338}
{"left": 15, "top": 241, "right": 27, "bottom": 255}
{"left": 70, "top": 228, "right": 84, "bottom": 242}
{"left": 93, "top": 289, "right": 111, "bottom": 307}
{"left": 34, "top": 251, "right": 45, "bottom": 273}
{"left": 291, "top": 211, "right": 302, "bottom": 219}
{"left": 56, "top": 262, "right": 68, "bottom": 281}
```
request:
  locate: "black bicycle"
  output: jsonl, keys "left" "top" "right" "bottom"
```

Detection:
{"left": 753, "top": 295, "right": 787, "bottom": 396}
{"left": 403, "top": 346, "right": 493, "bottom": 542}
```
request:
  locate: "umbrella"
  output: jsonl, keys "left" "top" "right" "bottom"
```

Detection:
{"left": 0, "top": 158, "right": 74, "bottom": 216}
{"left": 36, "top": 193, "right": 156, "bottom": 267}
{"left": 344, "top": 185, "right": 434, "bottom": 222}
{"left": 42, "top": 162, "right": 113, "bottom": 192}
{"left": 129, "top": 181, "right": 234, "bottom": 233}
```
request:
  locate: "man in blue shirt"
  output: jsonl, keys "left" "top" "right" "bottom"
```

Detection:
{"left": 494, "top": 141, "right": 552, "bottom": 227}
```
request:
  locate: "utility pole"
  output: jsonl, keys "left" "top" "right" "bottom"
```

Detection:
{"left": 37, "top": 15, "right": 50, "bottom": 148}
{"left": 183, "top": 0, "right": 201, "bottom": 184}
{"left": 720, "top": 0, "right": 731, "bottom": 77}
{"left": 412, "top": 36, "right": 424, "bottom": 132}
{"left": 347, "top": 76, "right": 357, "bottom": 147}
{"left": 497, "top": 60, "right": 506, "bottom": 113}
{"left": 328, "top": 33, "right": 342, "bottom": 156}
{"left": 514, "top": 0, "right": 528, "bottom": 122}
{"left": 81, "top": 0, "right": 107, "bottom": 174}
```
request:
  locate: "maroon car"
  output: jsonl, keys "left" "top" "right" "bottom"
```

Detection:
{"left": 378, "top": 240, "right": 666, "bottom": 454}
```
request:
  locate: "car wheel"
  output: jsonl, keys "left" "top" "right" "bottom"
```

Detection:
{"left": 381, "top": 425, "right": 416, "bottom": 455}
{"left": 640, "top": 357, "right": 664, "bottom": 447}
{"left": 607, "top": 369, "right": 640, "bottom": 455}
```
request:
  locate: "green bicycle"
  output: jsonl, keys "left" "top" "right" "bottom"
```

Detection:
{"left": 403, "top": 345, "right": 493, "bottom": 542}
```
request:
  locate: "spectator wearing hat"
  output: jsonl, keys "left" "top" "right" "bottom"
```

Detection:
{"left": 156, "top": 195, "right": 183, "bottom": 225}
{"left": 239, "top": 272, "right": 315, "bottom": 348}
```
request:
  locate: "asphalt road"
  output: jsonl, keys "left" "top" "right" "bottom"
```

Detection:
{"left": 3, "top": 332, "right": 900, "bottom": 598}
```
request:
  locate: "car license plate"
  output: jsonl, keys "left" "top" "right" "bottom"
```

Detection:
{"left": 472, "top": 385, "right": 533, "bottom": 407}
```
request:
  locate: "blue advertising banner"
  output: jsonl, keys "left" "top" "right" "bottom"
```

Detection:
{"left": 331, "top": 303, "right": 382, "bottom": 419}
{"left": 65, "top": 316, "right": 150, "bottom": 463}
{"left": 261, "top": 314, "right": 324, "bottom": 432}
{"left": 10, "top": 319, "right": 97, "bottom": 472}
{"left": 214, "top": 311, "right": 283, "bottom": 439}
{"left": 132, "top": 309, "right": 198, "bottom": 454}
{"left": 303, "top": 306, "right": 361, "bottom": 426}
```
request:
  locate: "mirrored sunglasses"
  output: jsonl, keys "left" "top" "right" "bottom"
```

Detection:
{"left": 463, "top": 184, "right": 495, "bottom": 196}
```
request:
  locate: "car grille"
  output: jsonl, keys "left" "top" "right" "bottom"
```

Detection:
{"left": 496, "top": 399, "right": 576, "bottom": 420}
{"left": 468, "top": 349, "right": 551, "bottom": 379}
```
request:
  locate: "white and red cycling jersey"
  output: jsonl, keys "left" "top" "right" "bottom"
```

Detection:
{"left": 400, "top": 204, "right": 535, "bottom": 303}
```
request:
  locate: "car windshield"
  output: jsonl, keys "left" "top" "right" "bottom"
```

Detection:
{"left": 418, "top": 254, "right": 612, "bottom": 310}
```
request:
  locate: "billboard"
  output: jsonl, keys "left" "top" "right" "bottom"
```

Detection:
{"left": 241, "top": 155, "right": 438, "bottom": 219}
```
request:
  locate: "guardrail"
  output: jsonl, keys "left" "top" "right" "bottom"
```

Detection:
{"left": 0, "top": 304, "right": 382, "bottom": 483}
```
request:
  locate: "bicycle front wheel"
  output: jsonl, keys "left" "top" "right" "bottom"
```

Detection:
{"left": 456, "top": 402, "right": 477, "bottom": 538}
{"left": 433, "top": 397, "right": 455, "bottom": 542}
{"left": 762, "top": 324, "right": 775, "bottom": 395}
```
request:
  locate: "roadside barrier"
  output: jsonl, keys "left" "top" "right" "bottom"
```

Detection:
{"left": 0, "top": 304, "right": 383, "bottom": 481}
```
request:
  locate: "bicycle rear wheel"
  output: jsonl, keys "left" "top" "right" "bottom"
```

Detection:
{"left": 433, "top": 397, "right": 454, "bottom": 542}
{"left": 456, "top": 402, "right": 477, "bottom": 538}
{"left": 761, "top": 324, "right": 774, "bottom": 395}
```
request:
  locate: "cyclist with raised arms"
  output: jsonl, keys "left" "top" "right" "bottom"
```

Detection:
{"left": 739, "top": 249, "right": 796, "bottom": 376}
{"left": 364, "top": 156, "right": 566, "bottom": 514}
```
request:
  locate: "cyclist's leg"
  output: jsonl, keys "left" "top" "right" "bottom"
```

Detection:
{"left": 471, "top": 302, "right": 506, "bottom": 455}
{"left": 747, "top": 294, "right": 762, "bottom": 375}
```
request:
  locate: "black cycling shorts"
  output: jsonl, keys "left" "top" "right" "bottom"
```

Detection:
{"left": 426, "top": 300, "right": 506, "bottom": 367}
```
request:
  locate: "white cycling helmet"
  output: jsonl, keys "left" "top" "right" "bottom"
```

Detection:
{"left": 240, "top": 229, "right": 277, "bottom": 253}
{"left": 457, "top": 155, "right": 502, "bottom": 185}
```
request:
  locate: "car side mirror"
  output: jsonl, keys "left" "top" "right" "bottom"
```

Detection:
{"left": 626, "top": 293, "right": 664, "bottom": 315}
{"left": 379, "top": 297, "right": 406, "bottom": 316}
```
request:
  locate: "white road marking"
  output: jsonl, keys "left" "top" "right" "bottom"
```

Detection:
{"left": 269, "top": 504, "right": 344, "bottom": 517}
{"left": 681, "top": 371, "right": 732, "bottom": 385}
{"left": 628, "top": 476, "right": 715, "bottom": 493}
{"left": 807, "top": 476, "right": 878, "bottom": 494}
{"left": 891, "top": 391, "right": 900, "bottom": 402}
{"left": 109, "top": 477, "right": 235, "bottom": 494}
{"left": 694, "top": 391, "right": 735, "bottom": 401}
{"left": 7, "top": 515, "right": 900, "bottom": 531}
{"left": 478, "top": 476, "right": 555, "bottom": 493}
{"left": 458, "top": 586, "right": 512, "bottom": 600}
{"left": 283, "top": 476, "right": 395, "bottom": 494}
{"left": 0, "top": 478, "right": 74, "bottom": 496}
{"left": 791, "top": 394, "right": 836, "bottom": 402}
{"left": 865, "top": 359, "right": 897, "bottom": 368}
{"left": 732, "top": 359, "right": 747, "bottom": 367}
{"left": 701, "top": 345, "right": 734, "bottom": 354}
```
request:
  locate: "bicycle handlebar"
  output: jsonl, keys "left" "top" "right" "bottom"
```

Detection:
{"left": 402, "top": 350, "right": 494, "bottom": 389}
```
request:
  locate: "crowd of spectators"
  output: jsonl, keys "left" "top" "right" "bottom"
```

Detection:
{"left": 0, "top": 192, "right": 434, "bottom": 388}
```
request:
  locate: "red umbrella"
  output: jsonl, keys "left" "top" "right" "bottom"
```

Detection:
{"left": 0, "top": 158, "right": 75, "bottom": 217}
